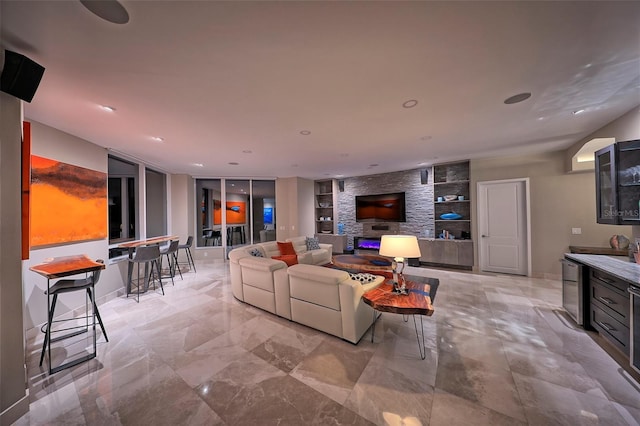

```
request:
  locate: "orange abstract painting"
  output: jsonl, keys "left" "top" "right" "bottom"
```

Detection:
{"left": 30, "top": 155, "right": 107, "bottom": 247}
{"left": 213, "top": 201, "right": 246, "bottom": 225}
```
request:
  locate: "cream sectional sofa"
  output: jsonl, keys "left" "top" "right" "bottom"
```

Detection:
{"left": 228, "top": 239, "right": 384, "bottom": 343}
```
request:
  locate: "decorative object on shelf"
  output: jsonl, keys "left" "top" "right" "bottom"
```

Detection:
{"left": 437, "top": 196, "right": 443, "bottom": 202}
{"left": 439, "top": 231, "right": 455, "bottom": 239}
{"left": 609, "top": 234, "right": 630, "bottom": 250}
{"left": 319, "top": 202, "right": 331, "bottom": 208}
{"left": 321, "top": 230, "right": 332, "bottom": 233}
{"left": 443, "top": 194, "right": 457, "bottom": 201}
{"left": 378, "top": 235, "right": 421, "bottom": 296}
{"left": 440, "top": 212, "right": 462, "bottom": 220}
{"left": 458, "top": 195, "right": 465, "bottom": 201}
{"left": 337, "top": 222, "right": 345, "bottom": 235}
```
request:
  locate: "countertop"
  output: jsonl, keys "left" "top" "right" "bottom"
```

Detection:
{"left": 565, "top": 253, "right": 640, "bottom": 285}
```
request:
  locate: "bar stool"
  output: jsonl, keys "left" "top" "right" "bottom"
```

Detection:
{"left": 39, "top": 259, "right": 108, "bottom": 372}
{"left": 127, "top": 245, "right": 163, "bottom": 302}
{"left": 177, "top": 236, "right": 196, "bottom": 272}
{"left": 160, "top": 240, "right": 182, "bottom": 284}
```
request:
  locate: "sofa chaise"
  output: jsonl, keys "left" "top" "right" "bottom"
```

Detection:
{"left": 228, "top": 238, "right": 384, "bottom": 343}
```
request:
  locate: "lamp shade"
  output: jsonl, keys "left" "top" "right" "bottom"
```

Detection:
{"left": 379, "top": 235, "right": 421, "bottom": 258}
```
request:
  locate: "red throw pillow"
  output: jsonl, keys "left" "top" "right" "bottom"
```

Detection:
{"left": 272, "top": 255, "right": 298, "bottom": 266}
{"left": 277, "top": 241, "right": 296, "bottom": 256}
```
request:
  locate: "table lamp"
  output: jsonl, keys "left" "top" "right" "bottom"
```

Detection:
{"left": 379, "top": 235, "right": 422, "bottom": 295}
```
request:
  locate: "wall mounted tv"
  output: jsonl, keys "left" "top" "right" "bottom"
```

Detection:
{"left": 355, "top": 192, "right": 406, "bottom": 222}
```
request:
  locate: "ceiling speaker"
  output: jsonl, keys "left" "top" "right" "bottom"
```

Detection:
{"left": 1, "top": 50, "right": 45, "bottom": 103}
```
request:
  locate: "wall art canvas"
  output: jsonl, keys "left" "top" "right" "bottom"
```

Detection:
{"left": 30, "top": 155, "right": 107, "bottom": 247}
{"left": 213, "top": 201, "right": 247, "bottom": 225}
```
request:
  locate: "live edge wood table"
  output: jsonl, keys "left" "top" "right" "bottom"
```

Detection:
{"left": 30, "top": 255, "right": 105, "bottom": 374}
{"left": 362, "top": 275, "right": 438, "bottom": 360}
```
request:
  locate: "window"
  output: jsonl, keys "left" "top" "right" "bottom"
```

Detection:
{"left": 194, "top": 178, "right": 275, "bottom": 248}
{"left": 108, "top": 156, "right": 138, "bottom": 258}
{"left": 145, "top": 167, "right": 167, "bottom": 237}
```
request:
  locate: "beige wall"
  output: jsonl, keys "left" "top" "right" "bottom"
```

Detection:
{"left": 275, "top": 177, "right": 315, "bottom": 240}
{"left": 565, "top": 105, "right": 640, "bottom": 171}
{"left": 471, "top": 151, "right": 632, "bottom": 278}
{"left": 21, "top": 122, "right": 115, "bottom": 330}
{"left": 169, "top": 174, "right": 193, "bottom": 244}
{"left": 0, "top": 93, "right": 29, "bottom": 424}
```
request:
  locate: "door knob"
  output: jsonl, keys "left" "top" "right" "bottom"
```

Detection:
{"left": 481, "top": 235, "right": 488, "bottom": 238}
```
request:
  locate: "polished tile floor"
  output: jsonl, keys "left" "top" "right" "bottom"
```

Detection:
{"left": 15, "top": 260, "right": 640, "bottom": 425}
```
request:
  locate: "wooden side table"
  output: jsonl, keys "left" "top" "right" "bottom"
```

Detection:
{"left": 362, "top": 275, "right": 438, "bottom": 359}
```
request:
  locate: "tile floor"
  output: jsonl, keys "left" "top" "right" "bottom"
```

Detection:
{"left": 14, "top": 260, "right": 640, "bottom": 425}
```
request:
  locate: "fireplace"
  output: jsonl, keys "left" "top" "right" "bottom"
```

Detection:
{"left": 354, "top": 236, "right": 381, "bottom": 251}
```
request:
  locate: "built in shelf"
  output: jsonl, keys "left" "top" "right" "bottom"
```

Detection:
{"left": 434, "top": 180, "right": 470, "bottom": 185}
{"left": 435, "top": 200, "right": 469, "bottom": 204}
{"left": 435, "top": 219, "right": 470, "bottom": 222}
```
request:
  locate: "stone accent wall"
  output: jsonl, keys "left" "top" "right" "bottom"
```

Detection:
{"left": 337, "top": 168, "right": 434, "bottom": 248}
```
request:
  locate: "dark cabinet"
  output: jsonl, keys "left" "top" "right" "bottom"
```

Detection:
{"left": 589, "top": 268, "right": 630, "bottom": 355}
{"left": 595, "top": 139, "right": 640, "bottom": 225}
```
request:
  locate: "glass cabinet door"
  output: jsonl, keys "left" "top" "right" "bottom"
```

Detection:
{"left": 616, "top": 139, "right": 640, "bottom": 223}
{"left": 595, "top": 144, "right": 617, "bottom": 224}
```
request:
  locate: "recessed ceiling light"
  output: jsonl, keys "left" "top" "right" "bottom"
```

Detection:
{"left": 228, "top": 162, "right": 239, "bottom": 166}
{"left": 100, "top": 105, "right": 116, "bottom": 112}
{"left": 420, "top": 136, "right": 432, "bottom": 141}
{"left": 324, "top": 173, "right": 331, "bottom": 176}
{"left": 300, "top": 130, "right": 311, "bottom": 135}
{"left": 336, "top": 174, "right": 344, "bottom": 178}
{"left": 242, "top": 150, "right": 252, "bottom": 154}
{"left": 291, "top": 164, "right": 299, "bottom": 167}
{"left": 537, "top": 116, "right": 546, "bottom": 121}
{"left": 504, "top": 92, "right": 531, "bottom": 104}
{"left": 573, "top": 109, "right": 586, "bottom": 115}
{"left": 151, "top": 136, "right": 164, "bottom": 142}
{"left": 402, "top": 100, "right": 418, "bottom": 108}
{"left": 192, "top": 163, "right": 204, "bottom": 167}
{"left": 369, "top": 163, "right": 379, "bottom": 167}
{"left": 339, "top": 153, "right": 349, "bottom": 157}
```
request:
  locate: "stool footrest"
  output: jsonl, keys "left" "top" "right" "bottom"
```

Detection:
{"left": 49, "top": 352, "right": 96, "bottom": 375}
{"left": 49, "top": 327, "right": 88, "bottom": 344}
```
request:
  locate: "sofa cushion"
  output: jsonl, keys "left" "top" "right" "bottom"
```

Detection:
{"left": 286, "top": 236, "right": 308, "bottom": 254}
{"left": 248, "top": 247, "right": 264, "bottom": 257}
{"left": 306, "top": 236, "right": 321, "bottom": 251}
{"left": 261, "top": 241, "right": 281, "bottom": 258}
{"left": 272, "top": 254, "right": 298, "bottom": 266}
{"left": 277, "top": 241, "right": 296, "bottom": 256}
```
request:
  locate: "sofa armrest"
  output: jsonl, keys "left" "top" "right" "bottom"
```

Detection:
{"left": 339, "top": 275, "right": 385, "bottom": 343}
{"left": 319, "top": 243, "right": 333, "bottom": 252}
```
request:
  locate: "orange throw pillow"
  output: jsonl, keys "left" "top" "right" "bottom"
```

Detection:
{"left": 272, "top": 255, "right": 298, "bottom": 266}
{"left": 277, "top": 241, "right": 296, "bottom": 256}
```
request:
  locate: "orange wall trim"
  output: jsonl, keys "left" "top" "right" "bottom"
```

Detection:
{"left": 22, "top": 121, "right": 31, "bottom": 260}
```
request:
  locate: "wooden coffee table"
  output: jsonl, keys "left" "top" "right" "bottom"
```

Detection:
{"left": 362, "top": 274, "right": 438, "bottom": 359}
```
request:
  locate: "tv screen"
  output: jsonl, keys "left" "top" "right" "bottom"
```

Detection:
{"left": 355, "top": 192, "right": 406, "bottom": 222}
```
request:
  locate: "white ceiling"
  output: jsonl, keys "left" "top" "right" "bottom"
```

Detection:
{"left": 2, "top": 1, "right": 639, "bottom": 179}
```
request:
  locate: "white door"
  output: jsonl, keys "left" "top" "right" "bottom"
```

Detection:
{"left": 478, "top": 179, "right": 529, "bottom": 275}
